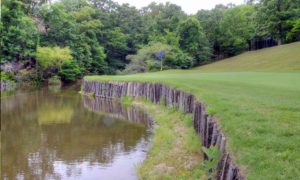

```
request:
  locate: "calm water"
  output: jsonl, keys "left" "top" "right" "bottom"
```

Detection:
{"left": 1, "top": 86, "right": 152, "bottom": 180}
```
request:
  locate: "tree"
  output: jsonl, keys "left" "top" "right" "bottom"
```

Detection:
{"left": 100, "top": 28, "right": 129, "bottom": 71}
{"left": 36, "top": 46, "right": 72, "bottom": 70}
{"left": 1, "top": 0, "right": 38, "bottom": 62}
{"left": 287, "top": 19, "right": 300, "bottom": 41}
{"left": 178, "top": 17, "right": 211, "bottom": 64}
{"left": 95, "top": 2, "right": 148, "bottom": 72}
{"left": 2, "top": 0, "right": 300, "bottom": 80}
{"left": 196, "top": 5, "right": 226, "bottom": 58}
{"left": 58, "top": 61, "right": 83, "bottom": 82}
{"left": 39, "top": 3, "right": 108, "bottom": 74}
{"left": 219, "top": 5, "right": 255, "bottom": 56}
{"left": 142, "top": 2, "right": 187, "bottom": 43}
{"left": 71, "top": 5, "right": 108, "bottom": 74}
{"left": 255, "top": 0, "right": 300, "bottom": 44}
{"left": 123, "top": 42, "right": 194, "bottom": 74}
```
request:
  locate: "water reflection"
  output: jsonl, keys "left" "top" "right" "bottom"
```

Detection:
{"left": 83, "top": 96, "right": 152, "bottom": 127}
{"left": 1, "top": 88, "right": 152, "bottom": 180}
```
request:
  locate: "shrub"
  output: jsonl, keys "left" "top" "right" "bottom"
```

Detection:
{"left": 48, "top": 76, "right": 61, "bottom": 86}
{"left": 0, "top": 71, "right": 15, "bottom": 81}
{"left": 58, "top": 61, "right": 83, "bottom": 82}
{"left": 36, "top": 46, "right": 73, "bottom": 70}
{"left": 123, "top": 42, "right": 195, "bottom": 74}
{"left": 202, "top": 146, "right": 221, "bottom": 179}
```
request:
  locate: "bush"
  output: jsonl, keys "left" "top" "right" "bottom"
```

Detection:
{"left": 164, "top": 49, "right": 195, "bottom": 69}
{"left": 0, "top": 71, "right": 15, "bottom": 81}
{"left": 123, "top": 42, "right": 195, "bottom": 74}
{"left": 122, "top": 60, "right": 147, "bottom": 75}
{"left": 58, "top": 61, "right": 83, "bottom": 82}
{"left": 36, "top": 46, "right": 73, "bottom": 70}
{"left": 48, "top": 76, "right": 61, "bottom": 86}
{"left": 15, "top": 69, "right": 38, "bottom": 82}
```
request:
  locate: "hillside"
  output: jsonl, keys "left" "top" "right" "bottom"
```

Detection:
{"left": 85, "top": 43, "right": 300, "bottom": 179}
{"left": 196, "top": 42, "right": 300, "bottom": 72}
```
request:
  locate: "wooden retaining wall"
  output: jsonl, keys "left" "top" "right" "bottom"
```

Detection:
{"left": 82, "top": 80, "right": 244, "bottom": 180}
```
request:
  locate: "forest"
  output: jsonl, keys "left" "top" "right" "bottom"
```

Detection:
{"left": 1, "top": 0, "right": 300, "bottom": 83}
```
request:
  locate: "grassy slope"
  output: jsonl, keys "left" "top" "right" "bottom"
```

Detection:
{"left": 86, "top": 42, "right": 300, "bottom": 179}
{"left": 196, "top": 41, "right": 300, "bottom": 72}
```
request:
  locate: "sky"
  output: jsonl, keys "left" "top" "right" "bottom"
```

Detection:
{"left": 114, "top": 0, "right": 245, "bottom": 14}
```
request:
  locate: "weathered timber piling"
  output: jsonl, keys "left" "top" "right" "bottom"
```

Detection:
{"left": 83, "top": 80, "right": 244, "bottom": 180}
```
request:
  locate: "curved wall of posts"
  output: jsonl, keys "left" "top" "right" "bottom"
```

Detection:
{"left": 82, "top": 80, "right": 244, "bottom": 180}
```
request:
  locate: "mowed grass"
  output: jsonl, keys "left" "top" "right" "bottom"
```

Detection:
{"left": 135, "top": 100, "right": 206, "bottom": 180}
{"left": 85, "top": 42, "right": 300, "bottom": 179}
{"left": 196, "top": 41, "right": 300, "bottom": 72}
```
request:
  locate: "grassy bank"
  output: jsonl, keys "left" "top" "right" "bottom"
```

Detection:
{"left": 134, "top": 100, "right": 206, "bottom": 180}
{"left": 85, "top": 42, "right": 300, "bottom": 179}
{"left": 196, "top": 41, "right": 300, "bottom": 72}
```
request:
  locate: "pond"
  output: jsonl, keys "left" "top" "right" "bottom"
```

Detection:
{"left": 1, "top": 86, "right": 153, "bottom": 180}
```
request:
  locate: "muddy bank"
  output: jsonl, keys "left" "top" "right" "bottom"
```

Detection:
{"left": 82, "top": 80, "right": 244, "bottom": 180}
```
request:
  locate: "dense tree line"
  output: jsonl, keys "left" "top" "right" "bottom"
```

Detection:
{"left": 1, "top": 0, "right": 299, "bottom": 82}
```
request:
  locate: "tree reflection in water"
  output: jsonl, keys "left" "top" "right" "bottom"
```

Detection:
{"left": 1, "top": 88, "right": 152, "bottom": 180}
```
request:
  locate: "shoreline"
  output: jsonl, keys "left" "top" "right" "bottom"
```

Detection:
{"left": 82, "top": 80, "right": 244, "bottom": 180}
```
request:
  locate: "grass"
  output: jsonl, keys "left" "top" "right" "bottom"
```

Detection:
{"left": 196, "top": 41, "right": 300, "bottom": 72}
{"left": 85, "top": 42, "right": 300, "bottom": 179}
{"left": 134, "top": 100, "right": 206, "bottom": 180}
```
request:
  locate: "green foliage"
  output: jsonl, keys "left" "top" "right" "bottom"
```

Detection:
{"left": 168, "top": 50, "right": 195, "bottom": 69}
{"left": 39, "top": 2, "right": 108, "bottom": 74}
{"left": 178, "top": 17, "right": 211, "bottom": 63}
{"left": 36, "top": 46, "right": 72, "bottom": 69}
{"left": 2, "top": 0, "right": 38, "bottom": 62}
{"left": 123, "top": 42, "right": 194, "bottom": 74}
{"left": 197, "top": 5, "right": 225, "bottom": 45}
{"left": 48, "top": 75, "right": 62, "bottom": 86}
{"left": 0, "top": 71, "right": 15, "bottom": 81}
{"left": 143, "top": 2, "right": 187, "bottom": 38}
{"left": 1, "top": 0, "right": 300, "bottom": 80}
{"left": 287, "top": 18, "right": 300, "bottom": 41}
{"left": 255, "top": 0, "right": 300, "bottom": 43}
{"left": 15, "top": 69, "right": 38, "bottom": 83}
{"left": 197, "top": 5, "right": 256, "bottom": 57}
{"left": 220, "top": 5, "right": 255, "bottom": 56}
{"left": 58, "top": 61, "right": 83, "bottom": 82}
{"left": 202, "top": 146, "right": 221, "bottom": 179}
{"left": 100, "top": 28, "right": 129, "bottom": 71}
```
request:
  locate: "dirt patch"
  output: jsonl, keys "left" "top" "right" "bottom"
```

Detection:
{"left": 154, "top": 163, "right": 175, "bottom": 174}
{"left": 175, "top": 125, "right": 188, "bottom": 134}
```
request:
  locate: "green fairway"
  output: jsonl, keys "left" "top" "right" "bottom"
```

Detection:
{"left": 85, "top": 43, "right": 300, "bottom": 179}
